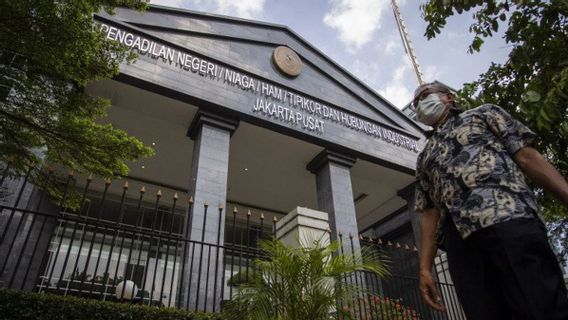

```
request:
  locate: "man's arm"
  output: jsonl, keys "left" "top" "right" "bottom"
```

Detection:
{"left": 419, "top": 207, "right": 445, "bottom": 311}
{"left": 514, "top": 146, "right": 568, "bottom": 208}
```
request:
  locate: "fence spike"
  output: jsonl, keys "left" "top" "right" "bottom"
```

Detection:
{"left": 387, "top": 241, "right": 392, "bottom": 247}
{"left": 413, "top": 245, "right": 418, "bottom": 252}
{"left": 123, "top": 181, "right": 129, "bottom": 189}
{"left": 140, "top": 186, "right": 146, "bottom": 194}
{"left": 260, "top": 212, "right": 265, "bottom": 220}
{"left": 378, "top": 238, "right": 383, "bottom": 245}
{"left": 367, "top": 236, "right": 373, "bottom": 242}
{"left": 349, "top": 232, "right": 353, "bottom": 239}
{"left": 173, "top": 192, "right": 179, "bottom": 200}
{"left": 396, "top": 242, "right": 401, "bottom": 248}
{"left": 204, "top": 201, "right": 209, "bottom": 207}
{"left": 247, "top": 209, "right": 252, "bottom": 217}
{"left": 404, "top": 244, "right": 410, "bottom": 250}
{"left": 86, "top": 173, "right": 93, "bottom": 182}
{"left": 218, "top": 201, "right": 224, "bottom": 209}
{"left": 233, "top": 206, "right": 238, "bottom": 214}
{"left": 338, "top": 230, "right": 343, "bottom": 237}
{"left": 156, "top": 189, "right": 162, "bottom": 198}
{"left": 105, "top": 178, "right": 111, "bottom": 185}
{"left": 272, "top": 216, "right": 278, "bottom": 223}
{"left": 188, "top": 196, "right": 193, "bottom": 204}
{"left": 359, "top": 234, "right": 364, "bottom": 240}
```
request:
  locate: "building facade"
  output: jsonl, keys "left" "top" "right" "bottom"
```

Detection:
{"left": 0, "top": 5, "right": 460, "bottom": 318}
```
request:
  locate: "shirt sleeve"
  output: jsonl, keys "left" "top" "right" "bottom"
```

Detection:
{"left": 414, "top": 153, "right": 435, "bottom": 212}
{"left": 481, "top": 104, "right": 537, "bottom": 155}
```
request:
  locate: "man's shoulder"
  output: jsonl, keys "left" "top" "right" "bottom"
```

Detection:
{"left": 461, "top": 103, "right": 503, "bottom": 117}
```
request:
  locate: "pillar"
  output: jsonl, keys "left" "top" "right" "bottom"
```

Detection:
{"left": 397, "top": 183, "right": 421, "bottom": 251}
{"left": 0, "top": 167, "right": 59, "bottom": 291}
{"left": 307, "top": 150, "right": 360, "bottom": 252}
{"left": 180, "top": 111, "right": 238, "bottom": 312}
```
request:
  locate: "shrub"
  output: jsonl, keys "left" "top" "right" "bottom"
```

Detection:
{"left": 0, "top": 289, "right": 224, "bottom": 320}
{"left": 341, "top": 295, "right": 422, "bottom": 320}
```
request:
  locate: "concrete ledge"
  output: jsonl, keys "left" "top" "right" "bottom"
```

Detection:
{"left": 275, "top": 207, "right": 330, "bottom": 248}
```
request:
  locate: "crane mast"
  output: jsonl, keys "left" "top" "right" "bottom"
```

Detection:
{"left": 391, "top": 0, "right": 424, "bottom": 85}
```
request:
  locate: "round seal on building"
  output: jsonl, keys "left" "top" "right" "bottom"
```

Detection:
{"left": 272, "top": 46, "right": 302, "bottom": 77}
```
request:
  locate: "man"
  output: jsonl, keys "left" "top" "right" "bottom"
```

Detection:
{"left": 413, "top": 81, "right": 568, "bottom": 319}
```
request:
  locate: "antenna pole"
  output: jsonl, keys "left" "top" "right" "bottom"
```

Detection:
{"left": 391, "top": 0, "right": 424, "bottom": 85}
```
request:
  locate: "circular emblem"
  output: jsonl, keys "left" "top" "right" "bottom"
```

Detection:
{"left": 272, "top": 46, "right": 302, "bottom": 77}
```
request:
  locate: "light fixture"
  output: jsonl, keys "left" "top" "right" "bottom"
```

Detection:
{"left": 115, "top": 280, "right": 139, "bottom": 300}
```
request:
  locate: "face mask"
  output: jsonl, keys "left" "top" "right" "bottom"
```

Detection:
{"left": 415, "top": 94, "right": 447, "bottom": 126}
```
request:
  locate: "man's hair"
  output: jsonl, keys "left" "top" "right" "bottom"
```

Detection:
{"left": 413, "top": 81, "right": 452, "bottom": 97}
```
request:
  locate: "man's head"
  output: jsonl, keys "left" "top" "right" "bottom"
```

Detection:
{"left": 412, "top": 81, "right": 455, "bottom": 127}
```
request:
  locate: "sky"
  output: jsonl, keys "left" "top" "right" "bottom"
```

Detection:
{"left": 150, "top": 0, "right": 511, "bottom": 109}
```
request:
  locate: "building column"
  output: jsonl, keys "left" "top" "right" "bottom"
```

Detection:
{"left": 397, "top": 183, "right": 421, "bottom": 250}
{"left": 180, "top": 111, "right": 238, "bottom": 312}
{"left": 307, "top": 150, "right": 360, "bottom": 251}
{"left": 0, "top": 164, "right": 60, "bottom": 291}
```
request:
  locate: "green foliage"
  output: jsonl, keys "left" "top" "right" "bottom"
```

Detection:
{"left": 223, "top": 239, "right": 390, "bottom": 320}
{"left": 0, "top": 1, "right": 154, "bottom": 189}
{"left": 421, "top": 0, "right": 568, "bottom": 268}
{"left": 0, "top": 289, "right": 223, "bottom": 320}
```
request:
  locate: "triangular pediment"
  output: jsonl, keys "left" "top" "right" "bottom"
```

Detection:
{"left": 97, "top": 5, "right": 423, "bottom": 138}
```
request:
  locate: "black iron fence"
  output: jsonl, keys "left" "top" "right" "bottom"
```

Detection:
{"left": 0, "top": 168, "right": 465, "bottom": 319}
{"left": 357, "top": 237, "right": 466, "bottom": 320}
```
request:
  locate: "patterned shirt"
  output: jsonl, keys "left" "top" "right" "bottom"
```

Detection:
{"left": 414, "top": 104, "right": 540, "bottom": 241}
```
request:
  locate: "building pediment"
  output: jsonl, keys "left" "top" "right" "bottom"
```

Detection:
{"left": 95, "top": 5, "right": 425, "bottom": 171}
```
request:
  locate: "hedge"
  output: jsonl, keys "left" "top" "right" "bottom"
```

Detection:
{"left": 0, "top": 289, "right": 225, "bottom": 320}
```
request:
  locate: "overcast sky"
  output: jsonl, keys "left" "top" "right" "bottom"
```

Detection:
{"left": 150, "top": 0, "right": 510, "bottom": 109}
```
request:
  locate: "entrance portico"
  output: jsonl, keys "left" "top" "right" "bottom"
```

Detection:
{"left": 71, "top": 5, "right": 427, "bottom": 310}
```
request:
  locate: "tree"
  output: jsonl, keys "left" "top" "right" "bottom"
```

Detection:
{"left": 224, "top": 239, "right": 389, "bottom": 320}
{"left": 0, "top": 1, "right": 153, "bottom": 187}
{"left": 421, "top": 0, "right": 568, "bottom": 265}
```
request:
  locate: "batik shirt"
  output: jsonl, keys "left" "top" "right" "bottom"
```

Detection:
{"left": 414, "top": 104, "right": 540, "bottom": 241}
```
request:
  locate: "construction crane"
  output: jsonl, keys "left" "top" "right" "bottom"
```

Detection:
{"left": 391, "top": 0, "right": 424, "bottom": 85}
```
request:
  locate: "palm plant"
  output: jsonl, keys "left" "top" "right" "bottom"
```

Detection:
{"left": 224, "top": 238, "right": 390, "bottom": 320}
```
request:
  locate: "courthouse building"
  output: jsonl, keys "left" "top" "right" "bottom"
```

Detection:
{"left": 0, "top": 4, "right": 430, "bottom": 313}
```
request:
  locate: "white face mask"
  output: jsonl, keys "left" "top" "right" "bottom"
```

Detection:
{"left": 415, "top": 94, "right": 448, "bottom": 126}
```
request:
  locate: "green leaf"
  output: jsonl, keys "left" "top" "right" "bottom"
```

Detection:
{"left": 522, "top": 90, "right": 542, "bottom": 103}
{"left": 0, "top": 1, "right": 153, "bottom": 196}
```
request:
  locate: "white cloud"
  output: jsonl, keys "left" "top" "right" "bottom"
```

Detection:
{"left": 214, "top": 0, "right": 265, "bottom": 19}
{"left": 349, "top": 59, "right": 383, "bottom": 86}
{"left": 151, "top": 0, "right": 184, "bottom": 7}
{"left": 380, "top": 34, "right": 402, "bottom": 55}
{"left": 151, "top": 0, "right": 265, "bottom": 19}
{"left": 323, "top": 0, "right": 390, "bottom": 52}
{"left": 378, "top": 63, "right": 414, "bottom": 109}
{"left": 421, "top": 65, "right": 442, "bottom": 84}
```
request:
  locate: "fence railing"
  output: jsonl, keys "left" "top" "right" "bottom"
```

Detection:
{"left": 358, "top": 237, "right": 466, "bottom": 320}
{"left": 0, "top": 168, "right": 465, "bottom": 319}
